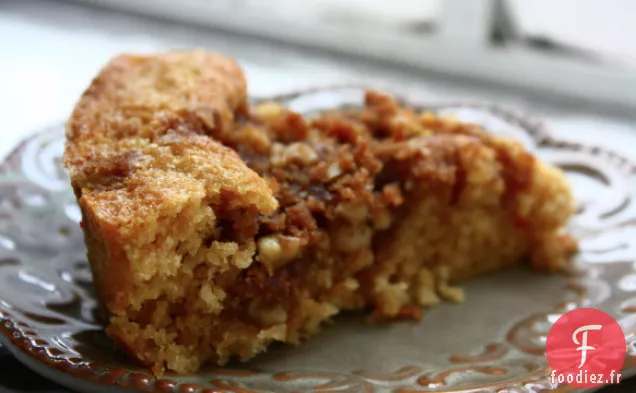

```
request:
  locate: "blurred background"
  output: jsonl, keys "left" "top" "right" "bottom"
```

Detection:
{"left": 0, "top": 0, "right": 635, "bottom": 392}
{"left": 1, "top": 0, "right": 635, "bottom": 161}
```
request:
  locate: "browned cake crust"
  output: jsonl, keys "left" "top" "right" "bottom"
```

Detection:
{"left": 64, "top": 51, "right": 577, "bottom": 374}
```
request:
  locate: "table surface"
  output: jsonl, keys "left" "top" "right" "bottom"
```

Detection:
{"left": 0, "top": 1, "right": 635, "bottom": 392}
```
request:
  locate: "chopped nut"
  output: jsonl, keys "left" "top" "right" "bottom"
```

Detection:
{"left": 326, "top": 162, "right": 342, "bottom": 180}
{"left": 299, "top": 299, "right": 338, "bottom": 333}
{"left": 289, "top": 143, "right": 318, "bottom": 165}
{"left": 199, "top": 283, "right": 226, "bottom": 314}
{"left": 333, "top": 225, "right": 372, "bottom": 252}
{"left": 249, "top": 300, "right": 288, "bottom": 325}
{"left": 257, "top": 324, "right": 287, "bottom": 341}
{"left": 390, "top": 114, "right": 431, "bottom": 137}
{"left": 442, "top": 116, "right": 460, "bottom": 130}
{"left": 438, "top": 285, "right": 465, "bottom": 303}
{"left": 433, "top": 265, "right": 464, "bottom": 303}
{"left": 271, "top": 142, "right": 318, "bottom": 167}
{"left": 335, "top": 202, "right": 369, "bottom": 223}
{"left": 258, "top": 235, "right": 302, "bottom": 272}
{"left": 417, "top": 288, "right": 440, "bottom": 306}
{"left": 415, "top": 269, "right": 440, "bottom": 306}
{"left": 270, "top": 143, "right": 285, "bottom": 167}
{"left": 343, "top": 278, "right": 359, "bottom": 291}
{"left": 253, "top": 101, "right": 285, "bottom": 123}
{"left": 230, "top": 241, "right": 255, "bottom": 269}
{"left": 373, "top": 277, "right": 409, "bottom": 317}
{"left": 237, "top": 125, "right": 271, "bottom": 153}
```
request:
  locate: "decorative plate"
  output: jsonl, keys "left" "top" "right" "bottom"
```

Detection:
{"left": 1, "top": 87, "right": 636, "bottom": 393}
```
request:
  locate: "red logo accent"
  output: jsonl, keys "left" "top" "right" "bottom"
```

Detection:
{"left": 546, "top": 308, "right": 626, "bottom": 388}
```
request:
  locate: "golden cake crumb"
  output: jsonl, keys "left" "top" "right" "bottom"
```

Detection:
{"left": 64, "top": 51, "right": 577, "bottom": 375}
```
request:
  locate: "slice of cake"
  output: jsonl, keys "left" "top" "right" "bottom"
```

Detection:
{"left": 63, "top": 51, "right": 577, "bottom": 374}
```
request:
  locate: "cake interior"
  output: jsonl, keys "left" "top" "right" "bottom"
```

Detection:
{"left": 90, "top": 91, "right": 575, "bottom": 374}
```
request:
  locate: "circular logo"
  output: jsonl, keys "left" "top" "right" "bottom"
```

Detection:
{"left": 546, "top": 308, "right": 626, "bottom": 388}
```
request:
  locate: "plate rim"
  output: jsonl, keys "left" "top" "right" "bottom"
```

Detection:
{"left": 1, "top": 85, "right": 635, "bottom": 393}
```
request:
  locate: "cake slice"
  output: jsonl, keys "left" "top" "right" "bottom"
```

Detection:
{"left": 63, "top": 51, "right": 577, "bottom": 375}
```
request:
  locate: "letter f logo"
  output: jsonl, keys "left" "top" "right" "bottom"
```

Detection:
{"left": 572, "top": 324, "right": 603, "bottom": 368}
